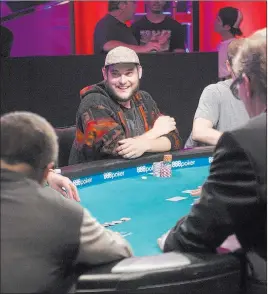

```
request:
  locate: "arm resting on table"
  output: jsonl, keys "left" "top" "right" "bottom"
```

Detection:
{"left": 192, "top": 118, "right": 222, "bottom": 146}
{"left": 164, "top": 132, "right": 259, "bottom": 253}
{"left": 138, "top": 121, "right": 181, "bottom": 151}
{"left": 76, "top": 209, "right": 133, "bottom": 266}
{"left": 146, "top": 136, "right": 172, "bottom": 153}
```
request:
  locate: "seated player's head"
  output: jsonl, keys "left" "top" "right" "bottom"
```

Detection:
{"left": 231, "top": 28, "right": 267, "bottom": 117}
{"left": 214, "top": 7, "right": 243, "bottom": 37}
{"left": 108, "top": 0, "right": 136, "bottom": 21}
{"left": 102, "top": 46, "right": 142, "bottom": 103}
{"left": 1, "top": 111, "right": 58, "bottom": 184}
{"left": 226, "top": 38, "right": 245, "bottom": 78}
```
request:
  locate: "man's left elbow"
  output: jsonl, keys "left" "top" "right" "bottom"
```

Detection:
{"left": 164, "top": 132, "right": 182, "bottom": 151}
{"left": 170, "top": 143, "right": 182, "bottom": 151}
{"left": 170, "top": 138, "right": 183, "bottom": 151}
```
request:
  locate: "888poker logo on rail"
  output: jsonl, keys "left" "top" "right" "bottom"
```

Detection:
{"left": 103, "top": 171, "right": 125, "bottom": 180}
{"left": 136, "top": 165, "right": 153, "bottom": 174}
{"left": 73, "top": 177, "right": 92, "bottom": 187}
{"left": 172, "top": 160, "right": 195, "bottom": 168}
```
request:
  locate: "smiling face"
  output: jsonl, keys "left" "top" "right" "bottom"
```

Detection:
{"left": 102, "top": 63, "right": 142, "bottom": 102}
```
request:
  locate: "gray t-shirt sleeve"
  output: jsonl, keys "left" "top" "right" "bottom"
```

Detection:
{"left": 194, "top": 85, "right": 220, "bottom": 127}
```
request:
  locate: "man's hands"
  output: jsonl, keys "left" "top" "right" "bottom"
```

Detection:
{"left": 157, "top": 230, "right": 170, "bottom": 251}
{"left": 190, "top": 186, "right": 202, "bottom": 197}
{"left": 47, "top": 171, "right": 80, "bottom": 202}
{"left": 116, "top": 138, "right": 151, "bottom": 159}
{"left": 151, "top": 31, "right": 170, "bottom": 46}
{"left": 151, "top": 116, "right": 176, "bottom": 138}
{"left": 142, "top": 41, "right": 162, "bottom": 52}
{"left": 116, "top": 115, "right": 177, "bottom": 159}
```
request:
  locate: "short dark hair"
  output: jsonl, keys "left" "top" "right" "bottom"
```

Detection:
{"left": 1, "top": 111, "right": 58, "bottom": 170}
{"left": 219, "top": 7, "right": 243, "bottom": 36}
{"left": 108, "top": 1, "right": 127, "bottom": 12}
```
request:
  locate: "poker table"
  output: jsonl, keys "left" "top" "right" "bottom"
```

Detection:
{"left": 62, "top": 147, "right": 242, "bottom": 294}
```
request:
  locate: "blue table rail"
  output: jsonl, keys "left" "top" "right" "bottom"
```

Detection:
{"left": 62, "top": 147, "right": 214, "bottom": 187}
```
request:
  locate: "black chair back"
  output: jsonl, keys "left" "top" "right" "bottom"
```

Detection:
{"left": 55, "top": 126, "right": 76, "bottom": 167}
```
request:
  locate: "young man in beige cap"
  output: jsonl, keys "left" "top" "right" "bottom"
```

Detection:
{"left": 69, "top": 46, "right": 181, "bottom": 164}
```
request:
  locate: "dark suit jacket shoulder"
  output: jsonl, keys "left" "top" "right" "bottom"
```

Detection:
{"left": 164, "top": 113, "right": 267, "bottom": 259}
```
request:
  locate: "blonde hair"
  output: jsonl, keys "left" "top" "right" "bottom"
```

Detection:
{"left": 227, "top": 38, "right": 245, "bottom": 66}
{"left": 233, "top": 28, "right": 267, "bottom": 103}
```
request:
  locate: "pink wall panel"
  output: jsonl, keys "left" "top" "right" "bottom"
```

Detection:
{"left": 1, "top": 2, "right": 71, "bottom": 57}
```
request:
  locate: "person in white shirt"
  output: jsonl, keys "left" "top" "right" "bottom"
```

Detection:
{"left": 214, "top": 6, "right": 243, "bottom": 80}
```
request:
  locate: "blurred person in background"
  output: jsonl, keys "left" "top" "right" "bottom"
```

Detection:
{"left": 94, "top": 0, "right": 162, "bottom": 54}
{"left": 214, "top": 6, "right": 243, "bottom": 80}
{"left": 132, "top": 1, "right": 185, "bottom": 53}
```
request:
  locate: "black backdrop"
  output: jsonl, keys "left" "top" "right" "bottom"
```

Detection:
{"left": 1, "top": 52, "right": 218, "bottom": 144}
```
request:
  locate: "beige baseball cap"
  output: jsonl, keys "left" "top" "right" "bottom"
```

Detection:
{"left": 105, "top": 46, "right": 140, "bottom": 67}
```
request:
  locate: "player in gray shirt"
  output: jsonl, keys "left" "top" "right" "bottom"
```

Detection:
{"left": 185, "top": 38, "right": 249, "bottom": 149}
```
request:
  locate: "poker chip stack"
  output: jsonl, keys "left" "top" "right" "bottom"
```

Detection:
{"left": 160, "top": 154, "right": 172, "bottom": 178}
{"left": 153, "top": 161, "right": 163, "bottom": 177}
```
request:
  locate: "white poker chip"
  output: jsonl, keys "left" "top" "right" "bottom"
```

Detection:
{"left": 111, "top": 221, "right": 122, "bottom": 225}
{"left": 103, "top": 218, "right": 131, "bottom": 228}
{"left": 120, "top": 217, "right": 131, "bottom": 222}
{"left": 54, "top": 168, "right": 61, "bottom": 174}
{"left": 141, "top": 176, "right": 147, "bottom": 180}
{"left": 120, "top": 232, "right": 132, "bottom": 237}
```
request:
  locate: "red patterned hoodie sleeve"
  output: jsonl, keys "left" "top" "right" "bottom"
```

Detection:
{"left": 76, "top": 104, "right": 126, "bottom": 157}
